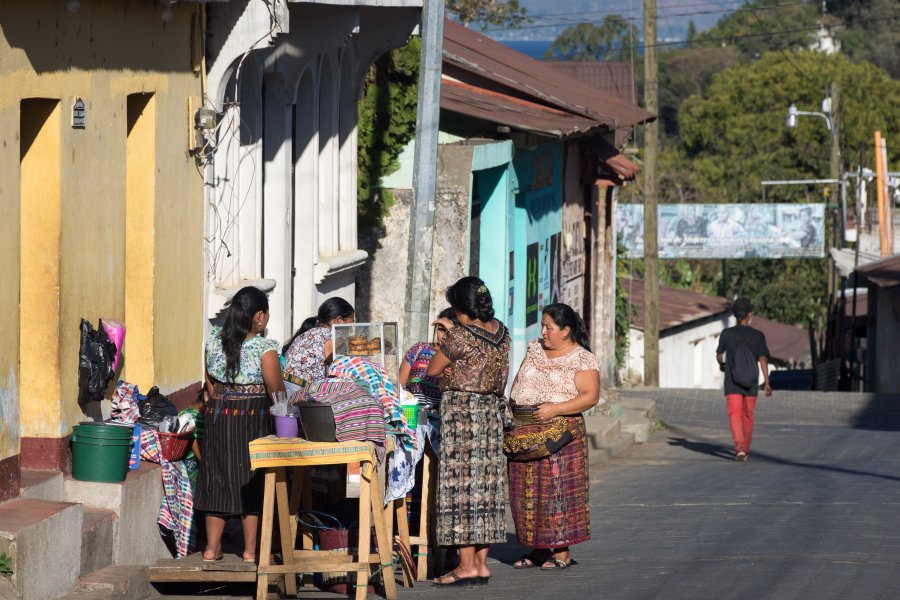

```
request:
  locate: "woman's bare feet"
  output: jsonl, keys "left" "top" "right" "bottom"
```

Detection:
{"left": 201, "top": 547, "right": 223, "bottom": 562}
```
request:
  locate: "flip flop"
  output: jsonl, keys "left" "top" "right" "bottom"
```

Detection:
{"left": 541, "top": 557, "right": 572, "bottom": 570}
{"left": 513, "top": 554, "right": 545, "bottom": 569}
{"left": 432, "top": 571, "right": 478, "bottom": 587}
{"left": 201, "top": 552, "right": 224, "bottom": 562}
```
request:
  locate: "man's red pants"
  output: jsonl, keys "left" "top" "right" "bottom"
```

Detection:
{"left": 725, "top": 394, "right": 757, "bottom": 454}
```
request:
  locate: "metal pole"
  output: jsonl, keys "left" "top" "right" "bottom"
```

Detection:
{"left": 403, "top": 0, "right": 445, "bottom": 348}
{"left": 642, "top": 0, "right": 660, "bottom": 387}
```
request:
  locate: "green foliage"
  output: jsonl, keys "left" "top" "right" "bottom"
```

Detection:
{"left": 656, "top": 51, "right": 900, "bottom": 326}
{"left": 614, "top": 245, "right": 632, "bottom": 372}
{"left": 446, "top": 0, "right": 529, "bottom": 28}
{"left": 825, "top": 0, "right": 900, "bottom": 79}
{"left": 545, "top": 16, "right": 639, "bottom": 62}
{"left": 357, "top": 38, "right": 420, "bottom": 229}
{"left": 0, "top": 553, "right": 11, "bottom": 576}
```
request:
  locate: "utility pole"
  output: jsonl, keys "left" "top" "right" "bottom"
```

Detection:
{"left": 643, "top": 0, "right": 660, "bottom": 386}
{"left": 403, "top": 0, "right": 445, "bottom": 348}
{"left": 826, "top": 81, "right": 841, "bottom": 351}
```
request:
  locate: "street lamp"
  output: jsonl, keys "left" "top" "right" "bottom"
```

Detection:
{"left": 786, "top": 98, "right": 834, "bottom": 138}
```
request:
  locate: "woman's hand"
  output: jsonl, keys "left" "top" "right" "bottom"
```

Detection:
{"left": 431, "top": 317, "right": 455, "bottom": 332}
{"left": 534, "top": 403, "right": 560, "bottom": 421}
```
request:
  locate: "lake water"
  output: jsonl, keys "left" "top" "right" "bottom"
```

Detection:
{"left": 499, "top": 39, "right": 553, "bottom": 60}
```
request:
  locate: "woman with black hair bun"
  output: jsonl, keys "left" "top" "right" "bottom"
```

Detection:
{"left": 282, "top": 297, "right": 354, "bottom": 384}
{"left": 426, "top": 277, "right": 511, "bottom": 587}
{"left": 195, "top": 286, "right": 285, "bottom": 564}
{"left": 507, "top": 303, "right": 600, "bottom": 571}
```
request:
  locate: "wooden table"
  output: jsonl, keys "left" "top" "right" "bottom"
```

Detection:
{"left": 248, "top": 436, "right": 397, "bottom": 600}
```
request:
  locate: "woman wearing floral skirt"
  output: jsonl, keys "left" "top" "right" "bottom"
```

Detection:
{"left": 427, "top": 277, "right": 510, "bottom": 587}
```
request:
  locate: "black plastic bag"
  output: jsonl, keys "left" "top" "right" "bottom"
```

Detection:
{"left": 78, "top": 319, "right": 117, "bottom": 405}
{"left": 138, "top": 387, "right": 178, "bottom": 430}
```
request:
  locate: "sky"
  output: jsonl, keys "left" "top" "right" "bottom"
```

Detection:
{"left": 484, "top": 0, "right": 744, "bottom": 41}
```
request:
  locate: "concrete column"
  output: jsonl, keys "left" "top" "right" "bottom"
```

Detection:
{"left": 262, "top": 73, "right": 294, "bottom": 344}
{"left": 317, "top": 53, "right": 339, "bottom": 258}
{"left": 293, "top": 70, "right": 319, "bottom": 327}
{"left": 338, "top": 51, "right": 359, "bottom": 252}
{"left": 237, "top": 63, "right": 263, "bottom": 281}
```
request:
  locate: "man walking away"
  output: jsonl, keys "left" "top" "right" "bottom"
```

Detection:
{"left": 716, "top": 298, "right": 772, "bottom": 462}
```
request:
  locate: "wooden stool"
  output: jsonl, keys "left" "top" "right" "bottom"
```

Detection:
{"left": 250, "top": 436, "right": 397, "bottom": 600}
{"left": 405, "top": 444, "right": 437, "bottom": 581}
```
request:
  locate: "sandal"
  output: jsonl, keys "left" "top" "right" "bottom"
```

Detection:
{"left": 513, "top": 553, "right": 545, "bottom": 569}
{"left": 541, "top": 557, "right": 572, "bottom": 570}
{"left": 432, "top": 571, "right": 478, "bottom": 587}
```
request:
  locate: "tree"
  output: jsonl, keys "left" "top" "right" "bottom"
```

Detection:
{"left": 544, "top": 16, "right": 638, "bottom": 62}
{"left": 659, "top": 51, "right": 900, "bottom": 326}
{"left": 446, "top": 0, "right": 529, "bottom": 29}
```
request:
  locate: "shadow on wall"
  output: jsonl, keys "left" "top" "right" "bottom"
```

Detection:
{"left": 1, "top": 2, "right": 195, "bottom": 74}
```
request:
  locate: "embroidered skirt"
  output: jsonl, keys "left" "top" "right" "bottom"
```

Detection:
{"left": 508, "top": 415, "right": 590, "bottom": 549}
{"left": 195, "top": 383, "right": 272, "bottom": 515}
{"left": 436, "top": 390, "right": 507, "bottom": 546}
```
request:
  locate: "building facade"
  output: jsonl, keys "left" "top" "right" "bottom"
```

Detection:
{"left": 0, "top": 0, "right": 206, "bottom": 500}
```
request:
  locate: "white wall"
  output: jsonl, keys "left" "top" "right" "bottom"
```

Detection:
{"left": 623, "top": 314, "right": 735, "bottom": 389}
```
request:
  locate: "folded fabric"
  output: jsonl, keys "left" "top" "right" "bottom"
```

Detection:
{"left": 304, "top": 379, "right": 387, "bottom": 463}
{"left": 328, "top": 356, "right": 415, "bottom": 451}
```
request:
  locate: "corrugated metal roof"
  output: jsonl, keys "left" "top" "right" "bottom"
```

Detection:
{"left": 751, "top": 317, "right": 812, "bottom": 367}
{"left": 442, "top": 20, "right": 655, "bottom": 136}
{"left": 856, "top": 254, "right": 900, "bottom": 288}
{"left": 441, "top": 78, "right": 601, "bottom": 137}
{"left": 621, "top": 278, "right": 731, "bottom": 331}
{"left": 622, "top": 278, "right": 811, "bottom": 366}
{"left": 545, "top": 61, "right": 636, "bottom": 104}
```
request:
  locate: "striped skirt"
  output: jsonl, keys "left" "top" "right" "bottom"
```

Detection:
{"left": 194, "top": 383, "right": 273, "bottom": 515}
{"left": 508, "top": 415, "right": 590, "bottom": 549}
{"left": 436, "top": 390, "right": 507, "bottom": 546}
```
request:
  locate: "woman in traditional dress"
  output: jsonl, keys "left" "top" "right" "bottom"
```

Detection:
{"left": 426, "top": 277, "right": 510, "bottom": 587}
{"left": 282, "top": 297, "right": 354, "bottom": 384}
{"left": 195, "top": 286, "right": 285, "bottom": 563}
{"left": 399, "top": 307, "right": 456, "bottom": 412}
{"left": 508, "top": 303, "right": 600, "bottom": 570}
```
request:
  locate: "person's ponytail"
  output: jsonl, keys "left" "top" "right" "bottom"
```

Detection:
{"left": 282, "top": 297, "right": 355, "bottom": 355}
{"left": 222, "top": 287, "right": 269, "bottom": 382}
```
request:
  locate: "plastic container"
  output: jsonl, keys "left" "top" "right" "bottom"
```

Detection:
{"left": 274, "top": 415, "right": 299, "bottom": 439}
{"left": 296, "top": 402, "right": 337, "bottom": 442}
{"left": 157, "top": 430, "right": 192, "bottom": 461}
{"left": 401, "top": 404, "right": 418, "bottom": 429}
{"left": 71, "top": 435, "right": 132, "bottom": 483}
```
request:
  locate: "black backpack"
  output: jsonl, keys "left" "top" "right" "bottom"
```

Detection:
{"left": 731, "top": 341, "right": 759, "bottom": 389}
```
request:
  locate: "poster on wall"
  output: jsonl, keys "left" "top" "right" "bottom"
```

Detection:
{"left": 525, "top": 242, "right": 539, "bottom": 327}
{"left": 549, "top": 233, "right": 561, "bottom": 305}
{"left": 616, "top": 203, "right": 826, "bottom": 259}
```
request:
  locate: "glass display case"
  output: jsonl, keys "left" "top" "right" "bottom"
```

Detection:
{"left": 332, "top": 322, "right": 400, "bottom": 384}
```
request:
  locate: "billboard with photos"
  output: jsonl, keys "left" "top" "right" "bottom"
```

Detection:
{"left": 616, "top": 203, "right": 825, "bottom": 259}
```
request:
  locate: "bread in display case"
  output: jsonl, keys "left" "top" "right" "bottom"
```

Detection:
{"left": 332, "top": 322, "right": 400, "bottom": 384}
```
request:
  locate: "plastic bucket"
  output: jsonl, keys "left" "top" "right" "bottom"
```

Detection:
{"left": 73, "top": 422, "right": 134, "bottom": 440}
{"left": 274, "top": 416, "right": 299, "bottom": 439}
{"left": 71, "top": 435, "right": 132, "bottom": 483}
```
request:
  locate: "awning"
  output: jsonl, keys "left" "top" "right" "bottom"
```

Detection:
{"left": 856, "top": 254, "right": 900, "bottom": 288}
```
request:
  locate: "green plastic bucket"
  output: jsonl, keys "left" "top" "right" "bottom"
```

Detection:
{"left": 71, "top": 435, "right": 133, "bottom": 483}
{"left": 73, "top": 422, "right": 134, "bottom": 440}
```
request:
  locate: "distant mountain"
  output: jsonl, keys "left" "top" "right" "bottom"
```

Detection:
{"left": 487, "top": 0, "right": 743, "bottom": 42}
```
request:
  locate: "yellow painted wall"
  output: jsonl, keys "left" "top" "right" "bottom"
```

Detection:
{"left": 0, "top": 0, "right": 206, "bottom": 450}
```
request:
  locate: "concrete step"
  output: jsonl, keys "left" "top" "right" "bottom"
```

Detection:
{"left": 19, "top": 469, "right": 64, "bottom": 501}
{"left": 64, "top": 462, "right": 170, "bottom": 566}
{"left": 621, "top": 410, "right": 651, "bottom": 443}
{"left": 0, "top": 497, "right": 83, "bottom": 599}
{"left": 620, "top": 396, "right": 656, "bottom": 420}
{"left": 75, "top": 566, "right": 150, "bottom": 600}
{"left": 591, "top": 430, "right": 637, "bottom": 464}
{"left": 81, "top": 508, "right": 117, "bottom": 577}
{"left": 584, "top": 414, "right": 622, "bottom": 449}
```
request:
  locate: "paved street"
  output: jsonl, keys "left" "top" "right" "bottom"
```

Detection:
{"left": 152, "top": 389, "right": 900, "bottom": 600}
